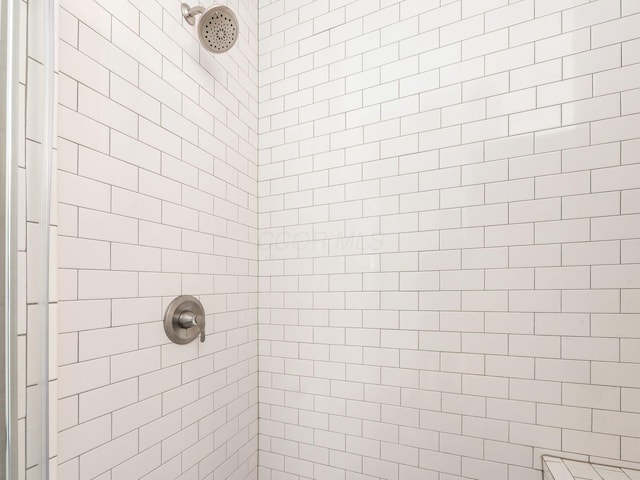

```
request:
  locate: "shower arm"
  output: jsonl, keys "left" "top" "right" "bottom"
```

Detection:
{"left": 181, "top": 4, "right": 205, "bottom": 25}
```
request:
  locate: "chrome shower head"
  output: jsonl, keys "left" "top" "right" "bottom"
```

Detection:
{"left": 181, "top": 3, "right": 239, "bottom": 54}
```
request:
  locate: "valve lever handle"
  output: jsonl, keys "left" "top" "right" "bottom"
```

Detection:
{"left": 195, "top": 315, "right": 205, "bottom": 342}
{"left": 176, "top": 310, "right": 206, "bottom": 343}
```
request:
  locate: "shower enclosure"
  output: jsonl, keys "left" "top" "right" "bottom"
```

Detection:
{"left": 1, "top": 0, "right": 55, "bottom": 478}
{"left": 3, "top": 0, "right": 640, "bottom": 479}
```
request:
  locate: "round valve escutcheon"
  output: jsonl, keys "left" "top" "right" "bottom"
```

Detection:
{"left": 164, "top": 295, "right": 206, "bottom": 345}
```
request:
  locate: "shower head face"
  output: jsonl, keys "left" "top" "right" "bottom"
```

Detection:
{"left": 197, "top": 5, "right": 239, "bottom": 53}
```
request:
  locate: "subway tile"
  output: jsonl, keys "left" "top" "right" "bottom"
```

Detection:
{"left": 58, "top": 236, "right": 110, "bottom": 270}
{"left": 510, "top": 106, "right": 561, "bottom": 135}
{"left": 593, "top": 113, "right": 640, "bottom": 144}
{"left": 510, "top": 423, "right": 560, "bottom": 450}
{"left": 110, "top": 130, "right": 161, "bottom": 173}
{"left": 536, "top": 28, "right": 591, "bottom": 62}
{"left": 597, "top": 64, "right": 640, "bottom": 101}
{"left": 486, "top": 1, "right": 534, "bottom": 31}
{"left": 510, "top": 59, "right": 562, "bottom": 90}
{"left": 61, "top": 0, "right": 111, "bottom": 39}
{"left": 562, "top": 142, "right": 621, "bottom": 172}
{"left": 79, "top": 85, "right": 138, "bottom": 137}
{"left": 77, "top": 147, "right": 138, "bottom": 191}
{"left": 58, "top": 107, "right": 110, "bottom": 154}
{"left": 593, "top": 214, "right": 640, "bottom": 240}
{"left": 58, "top": 358, "right": 110, "bottom": 398}
{"left": 78, "top": 378, "right": 138, "bottom": 422}
{"left": 511, "top": 13, "right": 560, "bottom": 47}
{"left": 80, "top": 431, "right": 139, "bottom": 479}
{"left": 564, "top": 0, "right": 620, "bottom": 32}
{"left": 462, "top": 29, "right": 508, "bottom": 60}
{"left": 535, "top": 171, "right": 590, "bottom": 199}
{"left": 78, "top": 208, "right": 138, "bottom": 244}
{"left": 464, "top": 73, "right": 510, "bottom": 102}
{"left": 563, "top": 93, "right": 621, "bottom": 125}
{"left": 564, "top": 243, "right": 620, "bottom": 271}
{"left": 563, "top": 430, "right": 621, "bottom": 458}
{"left": 419, "top": 2, "right": 461, "bottom": 33}
{"left": 59, "top": 40, "right": 110, "bottom": 96}
{"left": 487, "top": 89, "right": 536, "bottom": 118}
{"left": 79, "top": 325, "right": 138, "bottom": 361}
{"left": 58, "top": 415, "right": 111, "bottom": 464}
{"left": 441, "top": 15, "right": 484, "bottom": 46}
{"left": 592, "top": 11, "right": 640, "bottom": 47}
{"left": 535, "top": 124, "right": 590, "bottom": 153}
{"left": 78, "top": 270, "right": 139, "bottom": 299}
{"left": 111, "top": 74, "right": 161, "bottom": 124}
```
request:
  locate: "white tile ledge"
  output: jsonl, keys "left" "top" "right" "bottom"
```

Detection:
{"left": 543, "top": 456, "right": 640, "bottom": 480}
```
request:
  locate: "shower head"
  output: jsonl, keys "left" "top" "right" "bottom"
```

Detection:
{"left": 181, "top": 3, "right": 239, "bottom": 54}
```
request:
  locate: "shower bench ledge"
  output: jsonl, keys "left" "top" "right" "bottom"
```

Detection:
{"left": 543, "top": 456, "right": 640, "bottom": 480}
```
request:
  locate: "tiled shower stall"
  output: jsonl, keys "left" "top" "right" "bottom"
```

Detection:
{"left": 9, "top": 0, "right": 640, "bottom": 479}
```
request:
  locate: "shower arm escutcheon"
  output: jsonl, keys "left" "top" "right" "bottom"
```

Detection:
{"left": 181, "top": 3, "right": 205, "bottom": 25}
{"left": 164, "top": 295, "right": 206, "bottom": 344}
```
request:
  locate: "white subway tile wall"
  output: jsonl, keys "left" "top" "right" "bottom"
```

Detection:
{"left": 56, "top": 0, "right": 258, "bottom": 479}
{"left": 257, "top": 1, "right": 640, "bottom": 480}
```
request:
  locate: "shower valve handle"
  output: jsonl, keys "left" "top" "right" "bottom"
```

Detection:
{"left": 178, "top": 311, "right": 206, "bottom": 342}
{"left": 195, "top": 314, "right": 205, "bottom": 343}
